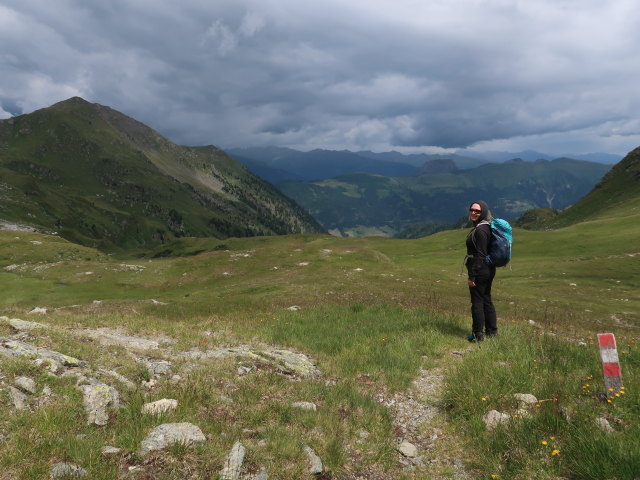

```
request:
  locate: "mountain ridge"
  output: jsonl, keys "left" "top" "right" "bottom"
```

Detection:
{"left": 0, "top": 97, "right": 325, "bottom": 249}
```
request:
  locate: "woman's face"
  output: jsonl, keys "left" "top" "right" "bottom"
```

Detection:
{"left": 469, "top": 203, "right": 482, "bottom": 222}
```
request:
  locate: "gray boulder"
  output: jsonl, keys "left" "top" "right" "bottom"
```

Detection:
{"left": 139, "top": 422, "right": 206, "bottom": 456}
{"left": 50, "top": 462, "right": 87, "bottom": 478}
{"left": 220, "top": 441, "right": 246, "bottom": 480}
{"left": 483, "top": 410, "right": 510, "bottom": 430}
{"left": 78, "top": 379, "right": 120, "bottom": 425}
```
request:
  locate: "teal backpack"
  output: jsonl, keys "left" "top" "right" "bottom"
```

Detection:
{"left": 484, "top": 219, "right": 513, "bottom": 267}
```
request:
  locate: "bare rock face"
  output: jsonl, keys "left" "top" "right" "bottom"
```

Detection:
{"left": 139, "top": 422, "right": 206, "bottom": 456}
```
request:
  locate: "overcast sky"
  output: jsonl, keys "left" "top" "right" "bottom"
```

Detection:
{"left": 1, "top": 0, "right": 639, "bottom": 156}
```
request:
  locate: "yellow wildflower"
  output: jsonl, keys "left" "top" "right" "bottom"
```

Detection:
{"left": 551, "top": 449, "right": 560, "bottom": 456}
{"left": 541, "top": 441, "right": 548, "bottom": 445}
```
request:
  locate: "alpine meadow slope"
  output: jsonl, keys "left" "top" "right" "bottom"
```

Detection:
{"left": 0, "top": 97, "right": 325, "bottom": 250}
{"left": 276, "top": 158, "right": 610, "bottom": 237}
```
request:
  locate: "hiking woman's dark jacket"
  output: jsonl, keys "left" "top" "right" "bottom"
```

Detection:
{"left": 466, "top": 221, "right": 493, "bottom": 282}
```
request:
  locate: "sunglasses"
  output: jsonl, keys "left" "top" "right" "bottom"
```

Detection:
{"left": 469, "top": 208, "right": 482, "bottom": 214}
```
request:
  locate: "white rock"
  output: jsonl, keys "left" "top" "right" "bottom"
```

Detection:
{"left": 142, "top": 398, "right": 178, "bottom": 415}
{"left": 292, "top": 401, "right": 317, "bottom": 411}
{"left": 28, "top": 307, "right": 47, "bottom": 315}
{"left": 397, "top": 441, "right": 418, "bottom": 458}
{"left": 220, "top": 441, "right": 245, "bottom": 480}
{"left": 7, "top": 318, "right": 46, "bottom": 331}
{"left": 304, "top": 445, "right": 323, "bottom": 475}
{"left": 101, "top": 446, "right": 122, "bottom": 456}
{"left": 139, "top": 422, "right": 206, "bottom": 456}
{"left": 79, "top": 380, "right": 120, "bottom": 425}
{"left": 15, "top": 376, "right": 37, "bottom": 394}
{"left": 287, "top": 305, "right": 301, "bottom": 311}
{"left": 50, "top": 462, "right": 87, "bottom": 478}
{"left": 8, "top": 386, "right": 29, "bottom": 410}
{"left": 513, "top": 393, "right": 538, "bottom": 407}
{"left": 482, "top": 410, "right": 510, "bottom": 430}
{"left": 595, "top": 417, "right": 615, "bottom": 434}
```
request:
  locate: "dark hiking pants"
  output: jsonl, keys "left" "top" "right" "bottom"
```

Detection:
{"left": 469, "top": 268, "right": 497, "bottom": 336}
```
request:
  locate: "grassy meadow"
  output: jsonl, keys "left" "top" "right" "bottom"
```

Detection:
{"left": 0, "top": 208, "right": 638, "bottom": 479}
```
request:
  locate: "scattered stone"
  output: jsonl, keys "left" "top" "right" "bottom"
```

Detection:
{"left": 15, "top": 376, "right": 36, "bottom": 394}
{"left": 50, "top": 462, "right": 87, "bottom": 479}
{"left": 0, "top": 338, "right": 84, "bottom": 367}
{"left": 137, "top": 357, "right": 172, "bottom": 376}
{"left": 34, "top": 358, "right": 62, "bottom": 374}
{"left": 251, "top": 471, "right": 269, "bottom": 480}
{"left": 9, "top": 386, "right": 29, "bottom": 410}
{"left": 142, "top": 378, "right": 157, "bottom": 389}
{"left": 397, "top": 441, "right": 418, "bottom": 458}
{"left": 304, "top": 445, "right": 323, "bottom": 475}
{"left": 28, "top": 307, "right": 47, "bottom": 315}
{"left": 79, "top": 379, "right": 120, "bottom": 425}
{"left": 220, "top": 441, "right": 246, "bottom": 480}
{"left": 237, "top": 366, "right": 252, "bottom": 376}
{"left": 292, "top": 401, "right": 317, "bottom": 411}
{"left": 101, "top": 445, "right": 122, "bottom": 456}
{"left": 287, "top": 305, "right": 301, "bottom": 311}
{"left": 151, "top": 299, "right": 168, "bottom": 305}
{"left": 482, "top": 410, "right": 510, "bottom": 430}
{"left": 81, "top": 328, "right": 173, "bottom": 350}
{"left": 595, "top": 417, "right": 615, "bottom": 434}
{"left": 513, "top": 393, "right": 538, "bottom": 409}
{"left": 139, "top": 422, "right": 206, "bottom": 456}
{"left": 142, "top": 398, "right": 178, "bottom": 415}
{"left": 5, "top": 318, "right": 46, "bottom": 331}
{"left": 178, "top": 346, "right": 320, "bottom": 378}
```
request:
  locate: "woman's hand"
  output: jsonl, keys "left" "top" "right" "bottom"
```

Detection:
{"left": 468, "top": 280, "right": 476, "bottom": 287}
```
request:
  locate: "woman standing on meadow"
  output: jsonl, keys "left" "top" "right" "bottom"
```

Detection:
{"left": 465, "top": 200, "right": 497, "bottom": 342}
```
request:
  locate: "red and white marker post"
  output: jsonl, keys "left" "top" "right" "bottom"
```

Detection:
{"left": 597, "top": 333, "right": 624, "bottom": 397}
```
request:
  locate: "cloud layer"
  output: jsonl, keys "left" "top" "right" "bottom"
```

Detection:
{"left": 2, "top": 0, "right": 639, "bottom": 155}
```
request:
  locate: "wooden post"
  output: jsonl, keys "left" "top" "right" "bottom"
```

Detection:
{"left": 597, "top": 333, "right": 624, "bottom": 397}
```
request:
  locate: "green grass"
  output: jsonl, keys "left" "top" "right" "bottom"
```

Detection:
{"left": 443, "top": 327, "right": 639, "bottom": 479}
{"left": 0, "top": 204, "right": 639, "bottom": 478}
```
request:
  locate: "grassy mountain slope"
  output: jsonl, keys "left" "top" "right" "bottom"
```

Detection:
{"left": 0, "top": 98, "right": 324, "bottom": 249}
{"left": 0, "top": 195, "right": 638, "bottom": 478}
{"left": 546, "top": 146, "right": 640, "bottom": 226}
{"left": 277, "top": 158, "right": 610, "bottom": 236}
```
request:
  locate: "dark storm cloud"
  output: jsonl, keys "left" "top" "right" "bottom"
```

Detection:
{"left": 1, "top": 0, "right": 639, "bottom": 154}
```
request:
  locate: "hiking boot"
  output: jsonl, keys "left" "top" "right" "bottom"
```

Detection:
{"left": 467, "top": 332, "right": 485, "bottom": 342}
